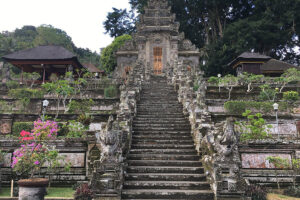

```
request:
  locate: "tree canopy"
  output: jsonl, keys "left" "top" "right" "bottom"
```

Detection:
{"left": 100, "top": 34, "right": 132, "bottom": 73}
{"left": 0, "top": 25, "right": 101, "bottom": 69}
{"left": 104, "top": 0, "right": 300, "bottom": 76}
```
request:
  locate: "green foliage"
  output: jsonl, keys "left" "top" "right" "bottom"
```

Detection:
{"left": 100, "top": 34, "right": 132, "bottom": 73}
{"left": 104, "top": 85, "right": 118, "bottom": 98}
{"left": 6, "top": 80, "right": 19, "bottom": 89}
{"left": 235, "top": 110, "right": 272, "bottom": 141}
{"left": 67, "top": 99, "right": 94, "bottom": 114}
{"left": 0, "top": 25, "right": 100, "bottom": 69}
{"left": 63, "top": 121, "right": 87, "bottom": 138}
{"left": 267, "top": 156, "right": 291, "bottom": 169}
{"left": 106, "top": 0, "right": 300, "bottom": 75}
{"left": 258, "top": 84, "right": 279, "bottom": 102}
{"left": 22, "top": 72, "right": 41, "bottom": 88}
{"left": 77, "top": 113, "right": 93, "bottom": 127}
{"left": 225, "top": 101, "right": 289, "bottom": 115}
{"left": 207, "top": 76, "right": 219, "bottom": 85}
{"left": 219, "top": 74, "right": 240, "bottom": 100}
{"left": 267, "top": 156, "right": 291, "bottom": 189}
{"left": 0, "top": 100, "right": 13, "bottom": 112}
{"left": 193, "top": 81, "right": 200, "bottom": 92}
{"left": 8, "top": 88, "right": 44, "bottom": 110}
{"left": 43, "top": 78, "right": 76, "bottom": 118}
{"left": 275, "top": 68, "right": 300, "bottom": 92}
{"left": 12, "top": 122, "right": 33, "bottom": 136}
{"left": 283, "top": 91, "right": 299, "bottom": 103}
{"left": 104, "top": 8, "right": 136, "bottom": 37}
{"left": 240, "top": 73, "right": 264, "bottom": 93}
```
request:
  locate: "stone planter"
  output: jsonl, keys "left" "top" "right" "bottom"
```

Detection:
{"left": 18, "top": 178, "right": 49, "bottom": 200}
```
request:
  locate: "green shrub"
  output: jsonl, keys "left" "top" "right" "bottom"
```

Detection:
{"left": 6, "top": 80, "right": 19, "bottom": 89}
{"left": 258, "top": 84, "right": 278, "bottom": 102}
{"left": 12, "top": 122, "right": 33, "bottom": 136}
{"left": 193, "top": 81, "right": 200, "bottom": 92}
{"left": 235, "top": 110, "right": 272, "bottom": 141}
{"left": 207, "top": 76, "right": 219, "bottom": 85}
{"left": 104, "top": 85, "right": 118, "bottom": 98}
{"left": 8, "top": 88, "right": 45, "bottom": 110}
{"left": 57, "top": 122, "right": 68, "bottom": 137}
{"left": 283, "top": 91, "right": 299, "bottom": 103}
{"left": 224, "top": 101, "right": 288, "bottom": 115}
{"left": 67, "top": 99, "right": 94, "bottom": 114}
{"left": 63, "top": 121, "right": 87, "bottom": 138}
{"left": 8, "top": 88, "right": 44, "bottom": 99}
{"left": 0, "top": 100, "right": 13, "bottom": 112}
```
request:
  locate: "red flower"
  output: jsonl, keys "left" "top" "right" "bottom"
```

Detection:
{"left": 20, "top": 130, "right": 31, "bottom": 137}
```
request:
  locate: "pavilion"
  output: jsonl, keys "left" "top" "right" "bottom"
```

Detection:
{"left": 229, "top": 52, "right": 299, "bottom": 76}
{"left": 2, "top": 45, "right": 84, "bottom": 83}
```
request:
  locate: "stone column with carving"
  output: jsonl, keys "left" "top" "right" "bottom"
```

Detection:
{"left": 91, "top": 60, "right": 145, "bottom": 200}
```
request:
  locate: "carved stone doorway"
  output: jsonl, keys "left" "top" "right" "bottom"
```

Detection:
{"left": 153, "top": 47, "right": 162, "bottom": 75}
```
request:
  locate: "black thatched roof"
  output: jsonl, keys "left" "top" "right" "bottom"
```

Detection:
{"left": 261, "top": 59, "right": 299, "bottom": 72}
{"left": 228, "top": 52, "right": 271, "bottom": 67}
{"left": 2, "top": 45, "right": 76, "bottom": 60}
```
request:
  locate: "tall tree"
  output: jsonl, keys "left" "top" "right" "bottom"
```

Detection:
{"left": 104, "top": 8, "right": 136, "bottom": 38}
{"left": 104, "top": 0, "right": 300, "bottom": 75}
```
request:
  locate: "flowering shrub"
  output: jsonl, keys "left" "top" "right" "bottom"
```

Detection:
{"left": 32, "top": 119, "right": 59, "bottom": 140}
{"left": 11, "top": 119, "right": 61, "bottom": 178}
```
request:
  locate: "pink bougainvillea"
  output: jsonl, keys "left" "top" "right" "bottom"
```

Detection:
{"left": 32, "top": 119, "right": 59, "bottom": 140}
{"left": 11, "top": 119, "right": 60, "bottom": 178}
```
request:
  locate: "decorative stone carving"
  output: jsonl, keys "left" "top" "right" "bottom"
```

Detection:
{"left": 179, "top": 39, "right": 197, "bottom": 51}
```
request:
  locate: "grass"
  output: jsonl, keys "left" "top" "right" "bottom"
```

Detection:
{"left": 0, "top": 187, "right": 74, "bottom": 198}
{"left": 268, "top": 193, "right": 300, "bottom": 200}
{"left": 0, "top": 188, "right": 10, "bottom": 197}
{"left": 45, "top": 187, "right": 74, "bottom": 198}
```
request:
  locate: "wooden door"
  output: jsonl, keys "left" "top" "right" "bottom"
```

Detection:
{"left": 153, "top": 47, "right": 162, "bottom": 75}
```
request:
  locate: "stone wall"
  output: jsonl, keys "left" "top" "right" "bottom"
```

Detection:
{"left": 0, "top": 139, "right": 90, "bottom": 186}
{"left": 168, "top": 60, "right": 300, "bottom": 199}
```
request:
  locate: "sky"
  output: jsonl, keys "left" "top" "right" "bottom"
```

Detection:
{"left": 0, "top": 0, "right": 131, "bottom": 53}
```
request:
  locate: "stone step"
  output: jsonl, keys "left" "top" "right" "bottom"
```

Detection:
{"left": 125, "top": 173, "right": 206, "bottom": 181}
{"left": 133, "top": 124, "right": 190, "bottom": 128}
{"left": 132, "top": 132, "right": 192, "bottom": 137}
{"left": 122, "top": 189, "right": 214, "bottom": 199}
{"left": 132, "top": 135, "right": 192, "bottom": 140}
{"left": 136, "top": 114, "right": 185, "bottom": 117}
{"left": 133, "top": 121, "right": 188, "bottom": 125}
{"left": 129, "top": 149, "right": 197, "bottom": 155}
{"left": 126, "top": 166, "right": 204, "bottom": 174}
{"left": 123, "top": 180, "right": 210, "bottom": 190}
{"left": 127, "top": 160, "right": 202, "bottom": 167}
{"left": 132, "top": 140, "right": 193, "bottom": 145}
{"left": 127, "top": 154, "right": 200, "bottom": 161}
{"left": 133, "top": 127, "right": 191, "bottom": 131}
{"left": 131, "top": 144, "right": 194, "bottom": 149}
{"left": 134, "top": 117, "right": 187, "bottom": 120}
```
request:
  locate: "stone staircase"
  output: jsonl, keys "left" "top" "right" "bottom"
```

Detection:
{"left": 122, "top": 76, "right": 214, "bottom": 200}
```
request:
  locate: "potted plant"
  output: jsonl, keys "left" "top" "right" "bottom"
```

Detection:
{"left": 11, "top": 119, "right": 61, "bottom": 200}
